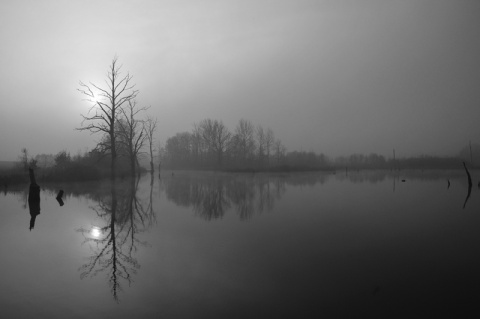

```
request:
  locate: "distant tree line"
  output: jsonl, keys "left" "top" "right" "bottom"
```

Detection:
{"left": 161, "top": 118, "right": 291, "bottom": 171}
{"left": 333, "top": 153, "right": 463, "bottom": 170}
{"left": 1, "top": 147, "right": 149, "bottom": 184}
{"left": 1, "top": 143, "right": 476, "bottom": 186}
{"left": 161, "top": 123, "right": 478, "bottom": 172}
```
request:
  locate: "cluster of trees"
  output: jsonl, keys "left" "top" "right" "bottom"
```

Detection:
{"left": 333, "top": 153, "right": 389, "bottom": 170}
{"left": 162, "top": 133, "right": 477, "bottom": 171}
{"left": 162, "top": 119, "right": 287, "bottom": 170}
{"left": 15, "top": 144, "right": 161, "bottom": 183}
{"left": 77, "top": 56, "right": 158, "bottom": 180}
{"left": 1, "top": 57, "right": 160, "bottom": 185}
{"left": 283, "top": 151, "right": 329, "bottom": 170}
{"left": 8, "top": 149, "right": 119, "bottom": 183}
{"left": 333, "top": 153, "right": 471, "bottom": 170}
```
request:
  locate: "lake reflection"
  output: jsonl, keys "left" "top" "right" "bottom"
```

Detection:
{"left": 1, "top": 170, "right": 480, "bottom": 317}
{"left": 163, "top": 172, "right": 287, "bottom": 220}
{"left": 76, "top": 178, "right": 156, "bottom": 301}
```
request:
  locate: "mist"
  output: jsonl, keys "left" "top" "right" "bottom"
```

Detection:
{"left": 1, "top": 0, "right": 480, "bottom": 161}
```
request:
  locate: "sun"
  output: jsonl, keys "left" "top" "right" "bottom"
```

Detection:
{"left": 90, "top": 226, "right": 102, "bottom": 239}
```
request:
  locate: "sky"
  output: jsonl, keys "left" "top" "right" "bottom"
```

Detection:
{"left": 1, "top": 0, "right": 480, "bottom": 161}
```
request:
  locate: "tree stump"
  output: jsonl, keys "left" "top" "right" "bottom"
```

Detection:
{"left": 28, "top": 168, "right": 40, "bottom": 230}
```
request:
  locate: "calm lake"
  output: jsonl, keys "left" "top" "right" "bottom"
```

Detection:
{"left": 1, "top": 170, "right": 480, "bottom": 318}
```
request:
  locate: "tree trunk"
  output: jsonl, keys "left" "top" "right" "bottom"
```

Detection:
{"left": 130, "top": 155, "right": 136, "bottom": 179}
{"left": 110, "top": 131, "right": 117, "bottom": 181}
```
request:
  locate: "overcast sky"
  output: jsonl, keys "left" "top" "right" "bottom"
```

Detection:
{"left": 1, "top": 0, "right": 479, "bottom": 161}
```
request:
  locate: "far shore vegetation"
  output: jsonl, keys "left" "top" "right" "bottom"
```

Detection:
{"left": 1, "top": 141, "right": 478, "bottom": 187}
{"left": 1, "top": 57, "right": 478, "bottom": 187}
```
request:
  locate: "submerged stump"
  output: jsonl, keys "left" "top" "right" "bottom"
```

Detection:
{"left": 28, "top": 168, "right": 41, "bottom": 230}
{"left": 463, "top": 162, "right": 472, "bottom": 209}
{"left": 56, "top": 190, "right": 64, "bottom": 206}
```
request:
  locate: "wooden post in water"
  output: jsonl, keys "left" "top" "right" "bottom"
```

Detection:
{"left": 463, "top": 162, "right": 472, "bottom": 209}
{"left": 28, "top": 168, "right": 41, "bottom": 230}
{"left": 56, "top": 190, "right": 64, "bottom": 206}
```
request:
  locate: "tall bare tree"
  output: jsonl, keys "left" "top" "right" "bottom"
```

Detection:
{"left": 117, "top": 100, "right": 148, "bottom": 178}
{"left": 77, "top": 56, "right": 138, "bottom": 180}
{"left": 144, "top": 116, "right": 158, "bottom": 173}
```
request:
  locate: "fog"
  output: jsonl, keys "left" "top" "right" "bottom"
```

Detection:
{"left": 1, "top": 0, "right": 479, "bottom": 161}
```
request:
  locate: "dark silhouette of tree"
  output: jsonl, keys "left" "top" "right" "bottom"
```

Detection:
{"left": 77, "top": 56, "right": 138, "bottom": 181}
{"left": 145, "top": 116, "right": 158, "bottom": 174}
{"left": 117, "top": 100, "right": 148, "bottom": 178}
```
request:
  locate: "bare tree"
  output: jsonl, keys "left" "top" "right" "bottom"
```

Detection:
{"left": 274, "top": 139, "right": 286, "bottom": 165}
{"left": 117, "top": 100, "right": 148, "bottom": 178}
{"left": 265, "top": 128, "right": 275, "bottom": 167}
{"left": 191, "top": 123, "right": 205, "bottom": 166}
{"left": 199, "top": 119, "right": 231, "bottom": 167}
{"left": 157, "top": 142, "right": 165, "bottom": 171}
{"left": 77, "top": 56, "right": 138, "bottom": 180}
{"left": 213, "top": 120, "right": 231, "bottom": 167}
{"left": 145, "top": 116, "right": 158, "bottom": 173}
{"left": 233, "top": 119, "right": 256, "bottom": 166}
{"left": 256, "top": 125, "right": 266, "bottom": 167}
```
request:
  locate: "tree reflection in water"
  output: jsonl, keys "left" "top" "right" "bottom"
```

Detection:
{"left": 163, "top": 173, "right": 286, "bottom": 220}
{"left": 77, "top": 177, "right": 155, "bottom": 301}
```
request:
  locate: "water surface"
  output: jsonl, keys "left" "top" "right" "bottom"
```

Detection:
{"left": 1, "top": 170, "right": 480, "bottom": 317}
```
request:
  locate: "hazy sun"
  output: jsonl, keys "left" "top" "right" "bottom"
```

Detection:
{"left": 90, "top": 226, "right": 101, "bottom": 238}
